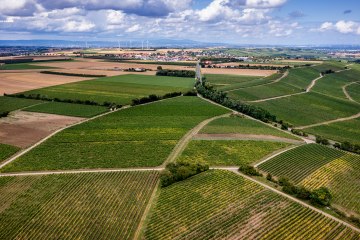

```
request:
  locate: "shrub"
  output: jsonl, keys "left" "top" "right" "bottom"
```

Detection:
{"left": 310, "top": 187, "right": 332, "bottom": 206}
{"left": 183, "top": 90, "right": 197, "bottom": 96}
{"left": 316, "top": 135, "right": 330, "bottom": 145}
{"left": 266, "top": 173, "right": 273, "bottom": 181}
{"left": 0, "top": 111, "right": 9, "bottom": 118}
{"left": 239, "top": 166, "right": 262, "bottom": 176}
{"left": 156, "top": 69, "right": 195, "bottom": 78}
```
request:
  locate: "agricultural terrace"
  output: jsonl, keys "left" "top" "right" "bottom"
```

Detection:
{"left": 145, "top": 170, "right": 359, "bottom": 239}
{"left": 200, "top": 115, "right": 300, "bottom": 140}
{"left": 1, "top": 97, "right": 229, "bottom": 172}
{"left": 301, "top": 153, "right": 360, "bottom": 216}
{"left": 0, "top": 171, "right": 159, "bottom": 240}
{"left": 253, "top": 92, "right": 360, "bottom": 126}
{"left": 303, "top": 117, "right": 360, "bottom": 145}
{"left": 24, "top": 102, "right": 108, "bottom": 118}
{"left": 0, "top": 96, "right": 42, "bottom": 113}
{"left": 258, "top": 144, "right": 345, "bottom": 183}
{"left": 20, "top": 74, "right": 195, "bottom": 105}
{"left": 0, "top": 144, "right": 19, "bottom": 163}
{"left": 178, "top": 140, "right": 290, "bottom": 166}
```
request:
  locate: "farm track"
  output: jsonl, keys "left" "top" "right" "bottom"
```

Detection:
{"left": 296, "top": 112, "right": 360, "bottom": 130}
{"left": 253, "top": 145, "right": 302, "bottom": 167}
{"left": 193, "top": 133, "right": 303, "bottom": 144}
{"left": 225, "top": 70, "right": 289, "bottom": 93}
{"left": 306, "top": 74, "right": 323, "bottom": 92}
{"left": 343, "top": 82, "right": 360, "bottom": 103}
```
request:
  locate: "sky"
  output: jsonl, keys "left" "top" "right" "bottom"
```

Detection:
{"left": 0, "top": 0, "right": 359, "bottom": 45}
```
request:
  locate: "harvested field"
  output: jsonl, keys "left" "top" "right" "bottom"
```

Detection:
{"left": 214, "top": 62, "right": 288, "bottom": 67}
{"left": 0, "top": 111, "right": 84, "bottom": 148}
{"left": 0, "top": 71, "right": 93, "bottom": 94}
{"left": 201, "top": 68, "right": 276, "bottom": 76}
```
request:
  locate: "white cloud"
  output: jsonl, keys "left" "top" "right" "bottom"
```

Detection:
{"left": 319, "top": 22, "right": 333, "bottom": 31}
{"left": 126, "top": 24, "right": 141, "bottom": 32}
{"left": 245, "top": 0, "right": 287, "bottom": 8}
{"left": 61, "top": 20, "right": 95, "bottom": 32}
{"left": 316, "top": 20, "right": 360, "bottom": 35}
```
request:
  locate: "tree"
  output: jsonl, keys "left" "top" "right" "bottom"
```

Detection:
{"left": 157, "top": 66, "right": 163, "bottom": 70}
{"left": 310, "top": 187, "right": 332, "bottom": 206}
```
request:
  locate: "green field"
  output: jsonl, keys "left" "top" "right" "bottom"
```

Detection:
{"left": 0, "top": 171, "right": 159, "bottom": 240}
{"left": 258, "top": 144, "right": 345, "bottom": 183}
{"left": 301, "top": 153, "right": 360, "bottom": 216}
{"left": 24, "top": 102, "right": 108, "bottom": 117}
{"left": 0, "top": 63, "right": 57, "bottom": 70}
{"left": 282, "top": 67, "right": 320, "bottom": 89}
{"left": 217, "top": 73, "right": 283, "bottom": 91}
{"left": 254, "top": 92, "right": 360, "bottom": 126}
{"left": 178, "top": 140, "right": 290, "bottom": 166}
{"left": 0, "top": 144, "right": 20, "bottom": 163}
{"left": 205, "top": 74, "right": 259, "bottom": 87}
{"left": 21, "top": 74, "right": 195, "bottom": 105}
{"left": 145, "top": 170, "right": 357, "bottom": 239}
{"left": 1, "top": 97, "right": 229, "bottom": 172}
{"left": 312, "top": 61, "right": 347, "bottom": 72}
{"left": 200, "top": 115, "right": 300, "bottom": 140}
{"left": 0, "top": 96, "right": 43, "bottom": 113}
{"left": 346, "top": 82, "right": 360, "bottom": 103}
{"left": 303, "top": 118, "right": 360, "bottom": 144}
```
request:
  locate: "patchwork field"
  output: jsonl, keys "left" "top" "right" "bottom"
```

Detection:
{"left": 0, "top": 171, "right": 159, "bottom": 240}
{"left": 24, "top": 102, "right": 108, "bottom": 118}
{"left": 0, "top": 62, "right": 56, "bottom": 70}
{"left": 201, "top": 67, "right": 276, "bottom": 76}
{"left": 0, "top": 96, "right": 42, "bottom": 113}
{"left": 281, "top": 67, "right": 320, "bottom": 89}
{"left": 21, "top": 74, "right": 195, "bottom": 105}
{"left": 0, "top": 111, "right": 84, "bottom": 148}
{"left": 1, "top": 97, "right": 229, "bottom": 172}
{"left": 258, "top": 144, "right": 360, "bottom": 216}
{"left": 178, "top": 140, "right": 290, "bottom": 166}
{"left": 145, "top": 170, "right": 358, "bottom": 239}
{"left": 0, "top": 144, "right": 19, "bottom": 163}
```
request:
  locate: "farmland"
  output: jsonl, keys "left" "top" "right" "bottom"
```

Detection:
{"left": 0, "top": 171, "right": 159, "bottom": 240}
{"left": 0, "top": 96, "right": 42, "bottom": 113}
{"left": 0, "top": 144, "right": 19, "bottom": 163}
{"left": 346, "top": 83, "right": 360, "bottom": 103}
{"left": 258, "top": 144, "right": 345, "bottom": 183}
{"left": 217, "top": 73, "right": 283, "bottom": 91}
{"left": 1, "top": 97, "right": 229, "bottom": 172}
{"left": 281, "top": 67, "right": 319, "bottom": 89}
{"left": 0, "top": 63, "right": 56, "bottom": 70}
{"left": 303, "top": 118, "right": 360, "bottom": 144}
{"left": 21, "top": 74, "right": 195, "bottom": 105}
{"left": 145, "top": 170, "right": 358, "bottom": 239}
{"left": 200, "top": 115, "right": 300, "bottom": 140}
{"left": 24, "top": 102, "right": 108, "bottom": 117}
{"left": 178, "top": 140, "right": 290, "bottom": 166}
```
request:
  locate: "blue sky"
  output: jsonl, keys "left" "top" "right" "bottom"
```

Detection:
{"left": 0, "top": 0, "right": 359, "bottom": 45}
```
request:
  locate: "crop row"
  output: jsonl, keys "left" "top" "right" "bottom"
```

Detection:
{"left": 144, "top": 170, "right": 358, "bottom": 239}
{"left": 258, "top": 143, "right": 345, "bottom": 183}
{"left": 0, "top": 171, "right": 159, "bottom": 240}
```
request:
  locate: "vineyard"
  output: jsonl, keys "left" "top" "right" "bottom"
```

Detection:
{"left": 301, "top": 153, "right": 360, "bottom": 216}
{"left": 0, "top": 171, "right": 159, "bottom": 240}
{"left": 281, "top": 67, "right": 319, "bottom": 89}
{"left": 347, "top": 83, "right": 360, "bottom": 102}
{"left": 0, "top": 96, "right": 42, "bottom": 113}
{"left": 0, "top": 144, "right": 19, "bottom": 163}
{"left": 24, "top": 101, "right": 108, "bottom": 117}
{"left": 21, "top": 74, "right": 195, "bottom": 105}
{"left": 258, "top": 144, "right": 345, "bottom": 183}
{"left": 200, "top": 116, "right": 300, "bottom": 140}
{"left": 145, "top": 170, "right": 359, "bottom": 239}
{"left": 1, "top": 97, "right": 229, "bottom": 172}
{"left": 179, "top": 140, "right": 290, "bottom": 166}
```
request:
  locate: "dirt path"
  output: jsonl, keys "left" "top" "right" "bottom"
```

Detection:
{"left": 193, "top": 133, "right": 303, "bottom": 144}
{"left": 225, "top": 70, "right": 288, "bottom": 93}
{"left": 161, "top": 113, "right": 231, "bottom": 166}
{"left": 343, "top": 82, "right": 360, "bottom": 102}
{"left": 221, "top": 168, "right": 360, "bottom": 233}
{"left": 248, "top": 91, "right": 306, "bottom": 103}
{"left": 306, "top": 74, "right": 323, "bottom": 92}
{"left": 253, "top": 145, "right": 301, "bottom": 167}
{"left": 296, "top": 112, "right": 360, "bottom": 130}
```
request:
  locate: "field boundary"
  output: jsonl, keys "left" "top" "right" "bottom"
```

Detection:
{"left": 296, "top": 112, "right": 360, "bottom": 130}
{"left": 343, "top": 81, "right": 360, "bottom": 102}
{"left": 253, "top": 144, "right": 302, "bottom": 167}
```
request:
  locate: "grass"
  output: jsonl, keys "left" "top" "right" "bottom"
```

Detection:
{"left": 0, "top": 171, "right": 159, "bottom": 240}
{"left": 21, "top": 74, "right": 195, "bottom": 105}
{"left": 303, "top": 117, "right": 360, "bottom": 144}
{"left": 0, "top": 96, "right": 43, "bottom": 113}
{"left": 145, "top": 170, "right": 356, "bottom": 239}
{"left": 0, "top": 144, "right": 20, "bottom": 163}
{"left": 312, "top": 61, "right": 347, "bottom": 72}
{"left": 200, "top": 115, "right": 300, "bottom": 140}
{"left": 24, "top": 102, "right": 108, "bottom": 118}
{"left": 178, "top": 140, "right": 290, "bottom": 166}
{"left": 219, "top": 73, "right": 283, "bottom": 91}
{"left": 228, "top": 82, "right": 302, "bottom": 101}
{"left": 258, "top": 144, "right": 345, "bottom": 183}
{"left": 301, "top": 153, "right": 360, "bottom": 216}
{"left": 253, "top": 92, "right": 360, "bottom": 126}
{"left": 282, "top": 67, "right": 320, "bottom": 89}
{"left": 346, "top": 82, "right": 360, "bottom": 103}
{"left": 205, "top": 74, "right": 259, "bottom": 87}
{"left": 1, "top": 97, "right": 229, "bottom": 172}
{"left": 0, "top": 63, "right": 56, "bottom": 70}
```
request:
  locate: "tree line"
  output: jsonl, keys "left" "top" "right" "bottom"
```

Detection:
{"left": 156, "top": 68, "right": 195, "bottom": 78}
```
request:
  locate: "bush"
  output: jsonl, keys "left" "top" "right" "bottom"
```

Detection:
{"left": 278, "top": 176, "right": 291, "bottom": 186}
{"left": 334, "top": 141, "right": 360, "bottom": 154}
{"left": 156, "top": 69, "right": 195, "bottom": 78}
{"left": 266, "top": 173, "right": 273, "bottom": 181}
{"left": 239, "top": 166, "right": 262, "bottom": 176}
{"left": 316, "top": 135, "right": 330, "bottom": 145}
{"left": 160, "top": 160, "right": 209, "bottom": 187}
{"left": 310, "top": 187, "right": 332, "bottom": 206}
{"left": 0, "top": 111, "right": 9, "bottom": 118}
{"left": 183, "top": 90, "right": 197, "bottom": 96}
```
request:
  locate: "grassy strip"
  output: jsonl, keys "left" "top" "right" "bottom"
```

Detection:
{"left": 0, "top": 144, "right": 20, "bottom": 163}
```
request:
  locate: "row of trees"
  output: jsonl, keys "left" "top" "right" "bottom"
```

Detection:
{"left": 205, "top": 64, "right": 290, "bottom": 71}
{"left": 196, "top": 81, "right": 276, "bottom": 123}
{"left": 160, "top": 160, "right": 209, "bottom": 187}
{"left": 156, "top": 68, "right": 195, "bottom": 78}
{"left": 131, "top": 92, "right": 182, "bottom": 106}
{"left": 40, "top": 71, "right": 106, "bottom": 78}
